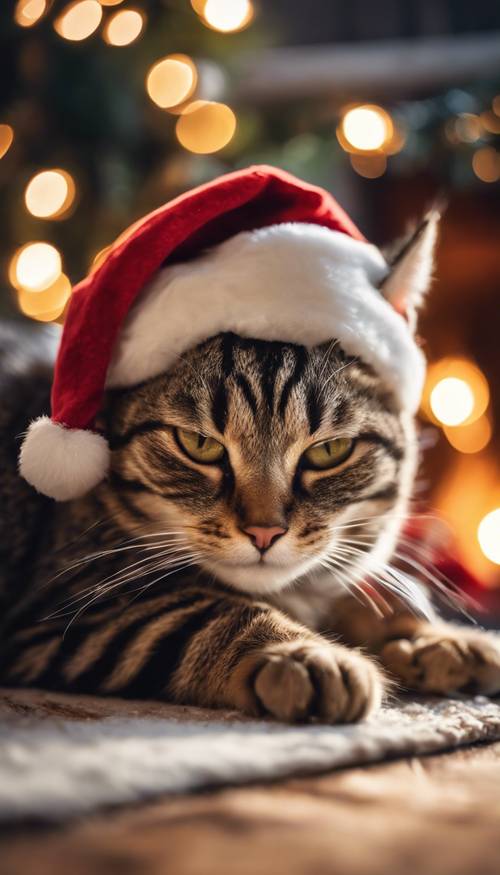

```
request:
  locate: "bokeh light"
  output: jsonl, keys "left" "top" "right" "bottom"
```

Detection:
{"left": 480, "top": 111, "right": 500, "bottom": 134}
{"left": 430, "top": 377, "right": 475, "bottom": 426}
{"left": 54, "top": 0, "right": 103, "bottom": 41}
{"left": 350, "top": 154, "right": 387, "bottom": 178}
{"left": 422, "top": 357, "right": 490, "bottom": 427}
{"left": 24, "top": 169, "right": 76, "bottom": 219}
{"left": 103, "top": 8, "right": 144, "bottom": 45}
{"left": 202, "top": 0, "right": 253, "bottom": 32}
{"left": 175, "top": 100, "right": 236, "bottom": 154}
{"left": 0, "top": 125, "right": 14, "bottom": 160}
{"left": 99, "top": 0, "right": 124, "bottom": 5}
{"left": 14, "top": 0, "right": 46, "bottom": 27}
{"left": 146, "top": 57, "right": 197, "bottom": 109}
{"left": 10, "top": 243, "right": 62, "bottom": 292}
{"left": 478, "top": 509, "right": 500, "bottom": 566}
{"left": 17, "top": 274, "right": 72, "bottom": 322}
{"left": 338, "top": 105, "right": 393, "bottom": 152}
{"left": 472, "top": 147, "right": 500, "bottom": 183}
{"left": 190, "top": 0, "right": 206, "bottom": 13}
{"left": 443, "top": 414, "right": 492, "bottom": 454}
{"left": 454, "top": 112, "right": 482, "bottom": 143}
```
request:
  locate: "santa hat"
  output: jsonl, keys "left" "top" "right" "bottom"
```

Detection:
{"left": 19, "top": 165, "right": 437, "bottom": 501}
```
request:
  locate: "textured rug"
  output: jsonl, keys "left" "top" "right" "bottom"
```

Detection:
{"left": 2, "top": 687, "right": 500, "bottom": 822}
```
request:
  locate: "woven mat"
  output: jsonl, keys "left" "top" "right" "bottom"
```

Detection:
{"left": 2, "top": 687, "right": 500, "bottom": 821}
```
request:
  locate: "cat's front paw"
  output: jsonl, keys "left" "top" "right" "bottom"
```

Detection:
{"left": 253, "top": 641, "right": 385, "bottom": 724}
{"left": 380, "top": 627, "right": 500, "bottom": 696}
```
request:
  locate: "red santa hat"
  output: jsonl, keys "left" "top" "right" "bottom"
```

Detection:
{"left": 19, "top": 165, "right": 434, "bottom": 501}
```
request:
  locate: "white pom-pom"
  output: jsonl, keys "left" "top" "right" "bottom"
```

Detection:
{"left": 19, "top": 416, "right": 110, "bottom": 501}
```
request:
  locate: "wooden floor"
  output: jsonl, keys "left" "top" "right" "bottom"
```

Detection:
{"left": 3, "top": 741, "right": 500, "bottom": 875}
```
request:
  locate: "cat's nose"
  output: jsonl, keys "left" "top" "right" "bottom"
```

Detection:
{"left": 242, "top": 525, "right": 287, "bottom": 553}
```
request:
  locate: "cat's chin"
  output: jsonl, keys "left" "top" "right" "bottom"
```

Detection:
{"left": 202, "top": 556, "right": 319, "bottom": 595}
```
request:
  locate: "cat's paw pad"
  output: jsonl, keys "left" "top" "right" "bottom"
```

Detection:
{"left": 380, "top": 630, "right": 500, "bottom": 695}
{"left": 253, "top": 642, "right": 384, "bottom": 724}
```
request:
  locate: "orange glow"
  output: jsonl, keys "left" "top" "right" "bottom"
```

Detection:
{"left": 90, "top": 245, "right": 111, "bottom": 270}
{"left": 10, "top": 243, "right": 62, "bottom": 292}
{"left": 24, "top": 169, "right": 76, "bottom": 219}
{"left": 338, "top": 105, "right": 393, "bottom": 153}
{"left": 175, "top": 100, "right": 236, "bottom": 154}
{"left": 14, "top": 0, "right": 46, "bottom": 27}
{"left": 103, "top": 8, "right": 144, "bottom": 45}
{"left": 443, "top": 414, "right": 492, "bottom": 455}
{"left": 433, "top": 456, "right": 500, "bottom": 586}
{"left": 0, "top": 125, "right": 14, "bottom": 160}
{"left": 478, "top": 509, "right": 500, "bottom": 566}
{"left": 54, "top": 0, "right": 103, "bottom": 41}
{"left": 430, "top": 377, "right": 474, "bottom": 426}
{"left": 17, "top": 274, "right": 71, "bottom": 322}
{"left": 472, "top": 147, "right": 500, "bottom": 183}
{"left": 350, "top": 154, "right": 387, "bottom": 178}
{"left": 422, "top": 358, "right": 489, "bottom": 427}
{"left": 202, "top": 0, "right": 253, "bottom": 32}
{"left": 146, "top": 56, "right": 197, "bottom": 109}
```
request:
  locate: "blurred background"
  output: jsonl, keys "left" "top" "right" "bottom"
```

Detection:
{"left": 1, "top": 0, "right": 500, "bottom": 599}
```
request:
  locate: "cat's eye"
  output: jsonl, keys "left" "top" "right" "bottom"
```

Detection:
{"left": 175, "top": 428, "right": 225, "bottom": 464}
{"left": 302, "top": 437, "right": 354, "bottom": 470}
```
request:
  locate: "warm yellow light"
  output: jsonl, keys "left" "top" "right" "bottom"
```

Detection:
{"left": 11, "top": 243, "right": 62, "bottom": 292}
{"left": 422, "top": 357, "right": 489, "bottom": 426}
{"left": 54, "top": 0, "right": 103, "bottom": 41}
{"left": 146, "top": 57, "right": 196, "bottom": 109}
{"left": 472, "top": 147, "right": 500, "bottom": 183}
{"left": 443, "top": 414, "right": 492, "bottom": 455}
{"left": 175, "top": 101, "right": 236, "bottom": 154}
{"left": 339, "top": 105, "right": 393, "bottom": 153}
{"left": 480, "top": 111, "right": 500, "bottom": 134}
{"left": 0, "top": 125, "right": 14, "bottom": 160}
{"left": 103, "top": 8, "right": 144, "bottom": 45}
{"left": 14, "top": 0, "right": 46, "bottom": 27}
{"left": 99, "top": 0, "right": 124, "bottom": 5}
{"left": 191, "top": 0, "right": 206, "bottom": 12}
{"left": 203, "top": 0, "right": 253, "bottom": 32}
{"left": 350, "top": 154, "right": 387, "bottom": 179}
{"left": 478, "top": 509, "right": 500, "bottom": 565}
{"left": 24, "top": 169, "right": 76, "bottom": 219}
{"left": 17, "top": 274, "right": 71, "bottom": 322}
{"left": 430, "top": 377, "right": 474, "bottom": 426}
{"left": 90, "top": 244, "right": 111, "bottom": 270}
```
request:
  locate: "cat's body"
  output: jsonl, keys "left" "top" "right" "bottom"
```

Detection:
{"left": 2, "top": 321, "right": 500, "bottom": 721}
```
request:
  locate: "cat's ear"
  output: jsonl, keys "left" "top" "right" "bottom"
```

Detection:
{"left": 380, "top": 208, "right": 441, "bottom": 331}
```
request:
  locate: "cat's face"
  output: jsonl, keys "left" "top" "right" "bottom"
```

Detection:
{"left": 104, "top": 332, "right": 417, "bottom": 595}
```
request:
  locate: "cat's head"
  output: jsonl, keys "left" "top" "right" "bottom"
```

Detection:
{"left": 101, "top": 215, "right": 439, "bottom": 596}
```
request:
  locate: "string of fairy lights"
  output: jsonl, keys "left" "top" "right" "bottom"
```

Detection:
{"left": 3, "top": 0, "right": 500, "bottom": 573}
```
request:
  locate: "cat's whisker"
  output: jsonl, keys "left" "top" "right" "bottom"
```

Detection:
{"left": 45, "top": 546, "right": 201, "bottom": 618}
{"left": 61, "top": 556, "right": 204, "bottom": 635}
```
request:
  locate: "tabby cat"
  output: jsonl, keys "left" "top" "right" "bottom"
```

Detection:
{"left": 1, "top": 251, "right": 500, "bottom": 723}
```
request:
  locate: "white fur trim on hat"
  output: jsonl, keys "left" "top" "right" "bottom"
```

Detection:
{"left": 107, "top": 223, "right": 426, "bottom": 412}
{"left": 19, "top": 417, "right": 110, "bottom": 502}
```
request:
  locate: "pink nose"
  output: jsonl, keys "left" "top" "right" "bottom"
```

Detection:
{"left": 243, "top": 526, "right": 287, "bottom": 552}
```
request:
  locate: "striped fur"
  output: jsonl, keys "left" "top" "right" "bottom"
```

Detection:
{"left": 9, "top": 325, "right": 494, "bottom": 722}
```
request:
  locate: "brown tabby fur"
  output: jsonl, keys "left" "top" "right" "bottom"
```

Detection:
{"left": 1, "top": 323, "right": 500, "bottom": 723}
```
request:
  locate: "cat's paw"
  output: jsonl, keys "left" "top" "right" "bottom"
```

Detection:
{"left": 380, "top": 628, "right": 500, "bottom": 696}
{"left": 253, "top": 641, "right": 385, "bottom": 723}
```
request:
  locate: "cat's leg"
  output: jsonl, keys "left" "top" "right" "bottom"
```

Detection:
{"left": 331, "top": 592, "right": 500, "bottom": 696}
{"left": 169, "top": 593, "right": 386, "bottom": 722}
{"left": 2, "top": 588, "right": 386, "bottom": 723}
